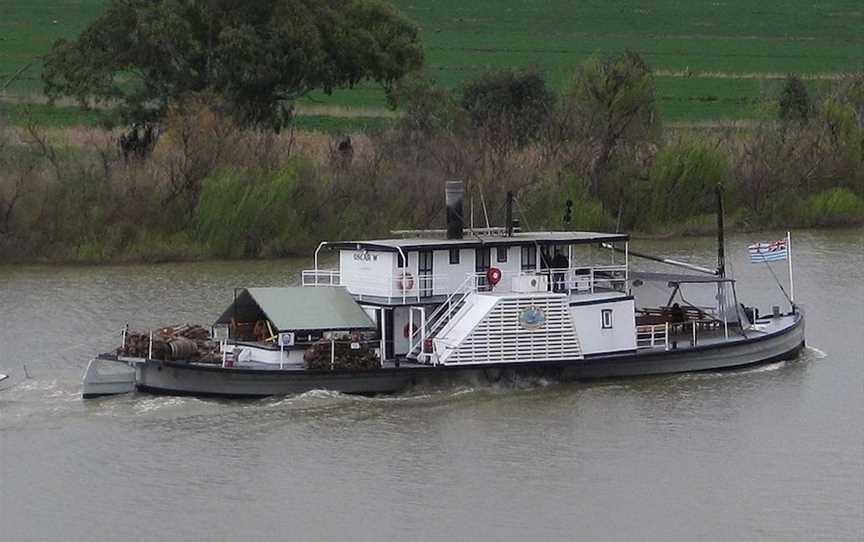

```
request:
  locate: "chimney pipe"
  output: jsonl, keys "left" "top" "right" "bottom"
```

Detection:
{"left": 445, "top": 181, "right": 464, "bottom": 239}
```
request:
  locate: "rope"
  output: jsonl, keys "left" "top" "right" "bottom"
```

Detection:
{"left": 761, "top": 259, "right": 793, "bottom": 306}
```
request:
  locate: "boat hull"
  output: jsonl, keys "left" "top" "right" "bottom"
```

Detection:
{"left": 132, "top": 313, "right": 805, "bottom": 398}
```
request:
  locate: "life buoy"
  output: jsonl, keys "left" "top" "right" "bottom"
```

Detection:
{"left": 403, "top": 322, "right": 418, "bottom": 338}
{"left": 397, "top": 271, "right": 414, "bottom": 290}
{"left": 486, "top": 267, "right": 502, "bottom": 287}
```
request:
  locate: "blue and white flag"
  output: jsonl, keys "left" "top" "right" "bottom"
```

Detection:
{"left": 748, "top": 238, "right": 788, "bottom": 263}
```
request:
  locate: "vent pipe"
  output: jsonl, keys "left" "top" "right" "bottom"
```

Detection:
{"left": 505, "top": 191, "right": 514, "bottom": 237}
{"left": 445, "top": 181, "right": 464, "bottom": 239}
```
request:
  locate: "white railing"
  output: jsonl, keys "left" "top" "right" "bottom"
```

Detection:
{"left": 636, "top": 323, "right": 669, "bottom": 350}
{"left": 304, "top": 264, "right": 628, "bottom": 301}
{"left": 302, "top": 269, "right": 341, "bottom": 287}
{"left": 515, "top": 264, "right": 628, "bottom": 294}
{"left": 407, "top": 273, "right": 484, "bottom": 363}
{"left": 304, "top": 269, "right": 475, "bottom": 303}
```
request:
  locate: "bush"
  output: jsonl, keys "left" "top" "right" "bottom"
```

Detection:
{"left": 648, "top": 139, "right": 730, "bottom": 224}
{"left": 194, "top": 162, "right": 315, "bottom": 258}
{"left": 808, "top": 188, "right": 864, "bottom": 225}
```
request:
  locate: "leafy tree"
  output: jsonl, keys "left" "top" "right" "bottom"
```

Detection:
{"left": 460, "top": 68, "right": 556, "bottom": 146}
{"left": 387, "top": 71, "right": 460, "bottom": 134}
{"left": 568, "top": 51, "right": 659, "bottom": 197}
{"left": 779, "top": 74, "right": 811, "bottom": 122}
{"left": 42, "top": 0, "right": 424, "bottom": 129}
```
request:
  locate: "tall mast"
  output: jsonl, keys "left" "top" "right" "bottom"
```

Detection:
{"left": 716, "top": 183, "right": 726, "bottom": 278}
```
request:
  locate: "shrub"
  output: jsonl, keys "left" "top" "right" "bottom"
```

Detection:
{"left": 649, "top": 139, "right": 730, "bottom": 224}
{"left": 808, "top": 188, "right": 864, "bottom": 225}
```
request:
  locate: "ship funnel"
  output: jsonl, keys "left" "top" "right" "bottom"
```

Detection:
{"left": 445, "top": 181, "right": 464, "bottom": 240}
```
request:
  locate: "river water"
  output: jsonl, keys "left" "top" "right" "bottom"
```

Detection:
{"left": 0, "top": 229, "right": 862, "bottom": 541}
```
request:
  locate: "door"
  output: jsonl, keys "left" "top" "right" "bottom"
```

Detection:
{"left": 475, "top": 247, "right": 491, "bottom": 289}
{"left": 418, "top": 250, "right": 433, "bottom": 297}
{"left": 377, "top": 308, "right": 395, "bottom": 360}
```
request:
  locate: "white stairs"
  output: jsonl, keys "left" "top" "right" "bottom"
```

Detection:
{"left": 406, "top": 276, "right": 476, "bottom": 362}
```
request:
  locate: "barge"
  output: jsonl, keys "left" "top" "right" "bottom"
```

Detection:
{"left": 83, "top": 183, "right": 805, "bottom": 398}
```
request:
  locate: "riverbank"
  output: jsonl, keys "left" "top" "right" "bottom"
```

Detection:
{"left": 1, "top": 89, "right": 862, "bottom": 266}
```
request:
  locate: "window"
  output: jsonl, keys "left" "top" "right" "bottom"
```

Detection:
{"left": 601, "top": 309, "right": 613, "bottom": 329}
{"left": 520, "top": 245, "right": 536, "bottom": 271}
{"left": 497, "top": 246, "right": 508, "bottom": 263}
{"left": 449, "top": 248, "right": 460, "bottom": 265}
{"left": 397, "top": 253, "right": 406, "bottom": 268}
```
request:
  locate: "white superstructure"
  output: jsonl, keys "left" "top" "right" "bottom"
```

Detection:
{"left": 303, "top": 229, "right": 636, "bottom": 365}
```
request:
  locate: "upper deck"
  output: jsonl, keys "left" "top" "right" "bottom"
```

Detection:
{"left": 303, "top": 231, "right": 630, "bottom": 305}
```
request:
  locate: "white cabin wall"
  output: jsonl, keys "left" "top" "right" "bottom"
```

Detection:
{"left": 492, "top": 246, "right": 522, "bottom": 293}
{"left": 433, "top": 248, "right": 475, "bottom": 294}
{"left": 340, "top": 250, "right": 396, "bottom": 297}
{"left": 569, "top": 298, "right": 637, "bottom": 355}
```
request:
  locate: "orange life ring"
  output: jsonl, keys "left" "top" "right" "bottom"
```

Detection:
{"left": 403, "top": 322, "right": 418, "bottom": 338}
{"left": 397, "top": 271, "right": 414, "bottom": 290}
{"left": 486, "top": 267, "right": 502, "bottom": 287}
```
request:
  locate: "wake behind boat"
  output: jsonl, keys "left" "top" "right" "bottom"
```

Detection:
{"left": 83, "top": 183, "right": 805, "bottom": 398}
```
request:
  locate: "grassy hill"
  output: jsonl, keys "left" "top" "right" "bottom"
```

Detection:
{"left": 1, "top": 0, "right": 862, "bottom": 123}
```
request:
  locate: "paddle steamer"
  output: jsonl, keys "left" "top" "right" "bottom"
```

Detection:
{"left": 83, "top": 182, "right": 804, "bottom": 398}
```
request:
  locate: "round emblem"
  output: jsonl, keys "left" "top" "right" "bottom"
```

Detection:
{"left": 519, "top": 306, "right": 546, "bottom": 330}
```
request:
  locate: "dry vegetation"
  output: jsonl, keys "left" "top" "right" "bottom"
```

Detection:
{"left": 0, "top": 72, "right": 862, "bottom": 264}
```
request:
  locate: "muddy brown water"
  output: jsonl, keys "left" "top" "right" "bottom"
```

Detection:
{"left": 1, "top": 229, "right": 862, "bottom": 541}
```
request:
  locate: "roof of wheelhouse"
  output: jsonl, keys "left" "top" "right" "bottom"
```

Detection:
{"left": 325, "top": 231, "right": 629, "bottom": 252}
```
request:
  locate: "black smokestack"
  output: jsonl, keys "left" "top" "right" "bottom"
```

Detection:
{"left": 445, "top": 181, "right": 464, "bottom": 239}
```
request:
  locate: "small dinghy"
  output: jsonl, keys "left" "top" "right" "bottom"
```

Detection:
{"left": 81, "top": 358, "right": 136, "bottom": 398}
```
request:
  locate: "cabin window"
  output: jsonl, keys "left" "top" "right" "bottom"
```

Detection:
{"left": 449, "top": 248, "right": 460, "bottom": 265}
{"left": 397, "top": 253, "right": 406, "bottom": 268}
{"left": 601, "top": 309, "right": 613, "bottom": 329}
{"left": 521, "top": 245, "right": 536, "bottom": 271}
{"left": 497, "top": 246, "right": 508, "bottom": 263}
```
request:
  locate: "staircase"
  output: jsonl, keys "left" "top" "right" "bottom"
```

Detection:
{"left": 406, "top": 275, "right": 478, "bottom": 363}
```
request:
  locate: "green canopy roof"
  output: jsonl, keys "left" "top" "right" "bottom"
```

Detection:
{"left": 216, "top": 287, "right": 375, "bottom": 331}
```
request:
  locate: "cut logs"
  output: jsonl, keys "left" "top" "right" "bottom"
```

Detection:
{"left": 118, "top": 324, "right": 221, "bottom": 363}
{"left": 303, "top": 339, "right": 380, "bottom": 371}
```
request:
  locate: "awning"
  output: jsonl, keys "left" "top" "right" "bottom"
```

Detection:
{"left": 215, "top": 287, "right": 376, "bottom": 331}
{"left": 630, "top": 272, "right": 735, "bottom": 285}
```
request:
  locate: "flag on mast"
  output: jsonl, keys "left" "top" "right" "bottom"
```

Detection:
{"left": 748, "top": 238, "right": 788, "bottom": 263}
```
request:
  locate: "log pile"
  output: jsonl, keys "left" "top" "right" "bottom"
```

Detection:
{"left": 118, "top": 324, "right": 221, "bottom": 363}
{"left": 303, "top": 338, "right": 380, "bottom": 371}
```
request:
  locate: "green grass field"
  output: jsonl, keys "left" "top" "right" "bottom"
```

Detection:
{"left": 1, "top": 0, "right": 862, "bottom": 125}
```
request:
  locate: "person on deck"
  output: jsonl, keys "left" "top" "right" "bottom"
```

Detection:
{"left": 551, "top": 249, "right": 570, "bottom": 292}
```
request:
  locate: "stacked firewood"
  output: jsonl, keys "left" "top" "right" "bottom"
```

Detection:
{"left": 118, "top": 324, "right": 221, "bottom": 362}
{"left": 303, "top": 338, "right": 380, "bottom": 371}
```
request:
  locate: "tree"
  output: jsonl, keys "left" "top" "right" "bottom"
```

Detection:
{"left": 568, "top": 51, "right": 659, "bottom": 197}
{"left": 460, "top": 67, "right": 556, "bottom": 146}
{"left": 42, "top": 0, "right": 424, "bottom": 129}
{"left": 779, "top": 74, "right": 811, "bottom": 122}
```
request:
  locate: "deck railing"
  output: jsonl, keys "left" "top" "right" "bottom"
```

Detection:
{"left": 303, "top": 269, "right": 457, "bottom": 302}
{"left": 636, "top": 323, "right": 669, "bottom": 350}
{"left": 516, "top": 264, "right": 628, "bottom": 294}
{"left": 302, "top": 269, "right": 341, "bottom": 287}
{"left": 303, "top": 264, "right": 628, "bottom": 301}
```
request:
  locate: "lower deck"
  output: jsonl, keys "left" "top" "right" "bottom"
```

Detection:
{"left": 175, "top": 313, "right": 800, "bottom": 372}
